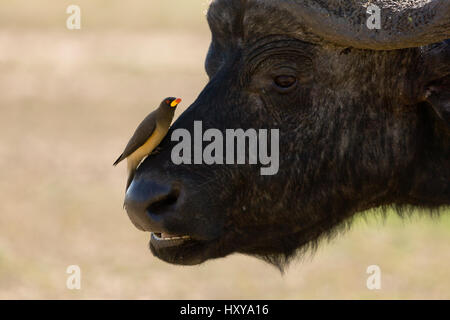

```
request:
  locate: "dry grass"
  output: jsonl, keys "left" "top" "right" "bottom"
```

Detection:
{"left": 0, "top": 0, "right": 449, "bottom": 299}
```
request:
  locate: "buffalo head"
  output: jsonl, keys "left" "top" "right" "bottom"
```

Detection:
{"left": 123, "top": 0, "right": 450, "bottom": 268}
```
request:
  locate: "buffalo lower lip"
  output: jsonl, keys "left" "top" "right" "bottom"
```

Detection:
{"left": 151, "top": 232, "right": 191, "bottom": 241}
{"left": 150, "top": 232, "right": 191, "bottom": 250}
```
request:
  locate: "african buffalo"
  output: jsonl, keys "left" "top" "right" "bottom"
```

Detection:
{"left": 123, "top": 0, "right": 450, "bottom": 268}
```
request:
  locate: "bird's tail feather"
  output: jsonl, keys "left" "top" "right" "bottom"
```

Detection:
{"left": 113, "top": 154, "right": 123, "bottom": 166}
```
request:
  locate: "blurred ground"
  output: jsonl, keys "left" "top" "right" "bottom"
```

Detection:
{"left": 0, "top": 0, "right": 449, "bottom": 299}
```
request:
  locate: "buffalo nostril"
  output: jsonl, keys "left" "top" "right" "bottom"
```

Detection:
{"left": 124, "top": 178, "right": 178, "bottom": 231}
{"left": 147, "top": 187, "right": 180, "bottom": 215}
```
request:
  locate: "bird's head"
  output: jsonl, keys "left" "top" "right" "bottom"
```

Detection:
{"left": 162, "top": 97, "right": 182, "bottom": 109}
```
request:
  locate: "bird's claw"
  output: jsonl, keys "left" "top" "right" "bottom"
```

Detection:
{"left": 151, "top": 146, "right": 163, "bottom": 155}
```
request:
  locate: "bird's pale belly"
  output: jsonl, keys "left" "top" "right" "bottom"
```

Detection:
{"left": 127, "top": 126, "right": 168, "bottom": 173}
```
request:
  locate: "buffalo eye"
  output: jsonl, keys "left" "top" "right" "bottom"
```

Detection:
{"left": 273, "top": 75, "right": 297, "bottom": 91}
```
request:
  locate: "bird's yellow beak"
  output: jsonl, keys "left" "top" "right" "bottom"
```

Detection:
{"left": 171, "top": 98, "right": 182, "bottom": 107}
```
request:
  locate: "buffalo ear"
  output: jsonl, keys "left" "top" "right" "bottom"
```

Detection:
{"left": 422, "top": 40, "right": 450, "bottom": 126}
{"left": 426, "top": 78, "right": 450, "bottom": 125}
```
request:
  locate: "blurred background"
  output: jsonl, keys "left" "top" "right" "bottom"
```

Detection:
{"left": 0, "top": 0, "right": 448, "bottom": 299}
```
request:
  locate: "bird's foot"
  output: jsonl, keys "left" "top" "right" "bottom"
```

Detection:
{"left": 151, "top": 146, "right": 163, "bottom": 155}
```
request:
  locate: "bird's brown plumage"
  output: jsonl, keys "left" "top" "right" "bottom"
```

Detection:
{"left": 114, "top": 97, "right": 180, "bottom": 190}
{"left": 113, "top": 112, "right": 157, "bottom": 166}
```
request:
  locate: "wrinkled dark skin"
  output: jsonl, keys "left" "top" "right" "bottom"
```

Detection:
{"left": 124, "top": 0, "right": 450, "bottom": 268}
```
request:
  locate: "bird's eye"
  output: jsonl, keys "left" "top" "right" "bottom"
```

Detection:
{"left": 274, "top": 75, "right": 297, "bottom": 90}
{"left": 165, "top": 100, "right": 170, "bottom": 104}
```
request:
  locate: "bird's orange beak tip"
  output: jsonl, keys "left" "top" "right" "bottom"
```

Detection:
{"left": 171, "top": 98, "right": 182, "bottom": 107}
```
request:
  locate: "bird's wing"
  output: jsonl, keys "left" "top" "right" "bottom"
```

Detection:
{"left": 113, "top": 112, "right": 157, "bottom": 165}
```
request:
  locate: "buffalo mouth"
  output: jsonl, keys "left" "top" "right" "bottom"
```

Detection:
{"left": 148, "top": 231, "right": 228, "bottom": 265}
{"left": 150, "top": 232, "right": 191, "bottom": 250}
{"left": 149, "top": 232, "right": 209, "bottom": 265}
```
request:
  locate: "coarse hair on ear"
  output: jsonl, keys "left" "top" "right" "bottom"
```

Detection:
{"left": 426, "top": 78, "right": 450, "bottom": 125}
{"left": 422, "top": 40, "right": 450, "bottom": 126}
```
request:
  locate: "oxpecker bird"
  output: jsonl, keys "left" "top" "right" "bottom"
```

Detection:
{"left": 114, "top": 97, "right": 181, "bottom": 190}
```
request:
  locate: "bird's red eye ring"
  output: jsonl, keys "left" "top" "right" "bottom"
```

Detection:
{"left": 165, "top": 100, "right": 170, "bottom": 104}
